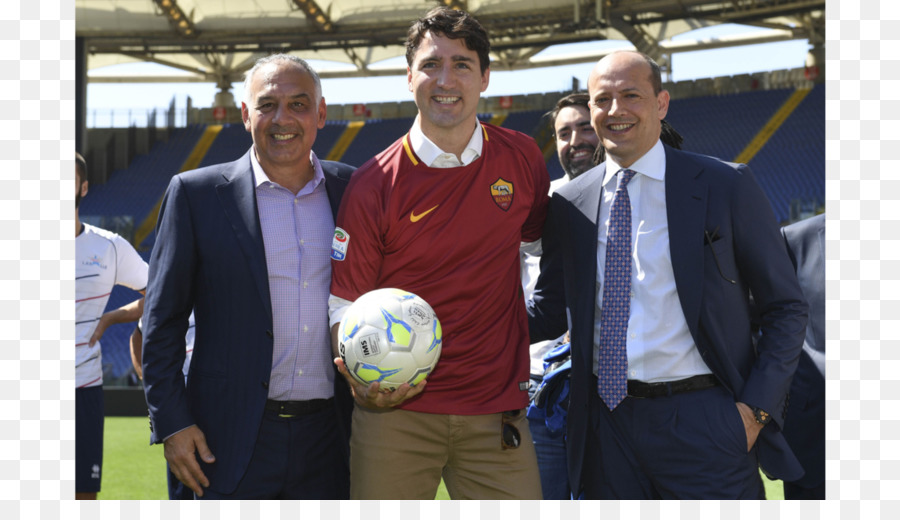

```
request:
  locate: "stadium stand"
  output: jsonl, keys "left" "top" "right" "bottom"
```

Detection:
{"left": 745, "top": 83, "right": 825, "bottom": 223}
{"left": 314, "top": 120, "right": 350, "bottom": 161}
{"left": 500, "top": 109, "right": 548, "bottom": 137}
{"left": 80, "top": 125, "right": 207, "bottom": 233}
{"left": 197, "top": 123, "right": 251, "bottom": 168}
{"left": 337, "top": 117, "right": 415, "bottom": 166}
{"left": 665, "top": 88, "right": 796, "bottom": 164}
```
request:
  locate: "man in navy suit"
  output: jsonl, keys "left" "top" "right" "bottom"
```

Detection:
{"left": 780, "top": 213, "right": 825, "bottom": 499}
{"left": 529, "top": 50, "right": 809, "bottom": 499}
{"left": 141, "top": 54, "right": 354, "bottom": 499}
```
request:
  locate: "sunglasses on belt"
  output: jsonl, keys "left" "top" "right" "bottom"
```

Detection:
{"left": 501, "top": 410, "right": 522, "bottom": 450}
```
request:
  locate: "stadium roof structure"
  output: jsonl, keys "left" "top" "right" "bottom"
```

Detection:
{"left": 76, "top": 0, "right": 825, "bottom": 92}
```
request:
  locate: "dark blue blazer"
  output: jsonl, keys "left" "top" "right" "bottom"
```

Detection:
{"left": 141, "top": 149, "right": 354, "bottom": 494}
{"left": 780, "top": 213, "right": 825, "bottom": 489}
{"left": 530, "top": 145, "right": 809, "bottom": 496}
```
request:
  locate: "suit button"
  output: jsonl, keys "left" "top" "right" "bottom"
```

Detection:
{"left": 262, "top": 381, "right": 268, "bottom": 389}
{"left": 266, "top": 330, "right": 274, "bottom": 338}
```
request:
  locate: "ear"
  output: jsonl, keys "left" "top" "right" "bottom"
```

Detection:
{"left": 80, "top": 179, "right": 89, "bottom": 198}
{"left": 241, "top": 102, "right": 251, "bottom": 131}
{"left": 317, "top": 97, "right": 327, "bottom": 129}
{"left": 481, "top": 67, "right": 490, "bottom": 93}
{"left": 657, "top": 89, "right": 670, "bottom": 120}
{"left": 407, "top": 67, "right": 413, "bottom": 93}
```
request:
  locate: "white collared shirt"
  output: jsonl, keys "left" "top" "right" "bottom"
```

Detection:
{"left": 408, "top": 117, "right": 483, "bottom": 167}
{"left": 593, "top": 140, "right": 712, "bottom": 382}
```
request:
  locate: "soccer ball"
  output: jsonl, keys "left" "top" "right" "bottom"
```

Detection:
{"left": 338, "top": 288, "right": 442, "bottom": 391}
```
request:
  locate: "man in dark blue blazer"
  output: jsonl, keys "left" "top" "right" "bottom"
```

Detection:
{"left": 529, "top": 51, "right": 809, "bottom": 499}
{"left": 780, "top": 213, "right": 825, "bottom": 499}
{"left": 141, "top": 54, "right": 354, "bottom": 499}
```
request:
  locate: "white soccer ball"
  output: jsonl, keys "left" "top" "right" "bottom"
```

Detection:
{"left": 338, "top": 288, "right": 442, "bottom": 391}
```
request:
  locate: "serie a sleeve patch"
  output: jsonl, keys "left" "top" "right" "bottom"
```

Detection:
{"left": 331, "top": 227, "right": 349, "bottom": 261}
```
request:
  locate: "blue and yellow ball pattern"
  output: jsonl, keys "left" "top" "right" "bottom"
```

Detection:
{"left": 339, "top": 288, "right": 442, "bottom": 390}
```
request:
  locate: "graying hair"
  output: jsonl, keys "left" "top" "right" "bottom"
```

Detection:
{"left": 243, "top": 54, "right": 322, "bottom": 104}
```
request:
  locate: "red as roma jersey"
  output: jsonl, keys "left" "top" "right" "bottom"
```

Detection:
{"left": 331, "top": 123, "right": 550, "bottom": 414}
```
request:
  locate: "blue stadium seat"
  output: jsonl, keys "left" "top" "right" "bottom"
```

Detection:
{"left": 340, "top": 118, "right": 414, "bottom": 167}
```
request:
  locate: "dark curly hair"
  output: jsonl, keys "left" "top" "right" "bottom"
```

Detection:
{"left": 406, "top": 7, "right": 491, "bottom": 74}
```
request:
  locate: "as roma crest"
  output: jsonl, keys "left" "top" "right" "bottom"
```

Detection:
{"left": 490, "top": 178, "right": 514, "bottom": 211}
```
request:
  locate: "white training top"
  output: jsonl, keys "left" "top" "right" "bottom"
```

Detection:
{"left": 75, "top": 223, "right": 148, "bottom": 388}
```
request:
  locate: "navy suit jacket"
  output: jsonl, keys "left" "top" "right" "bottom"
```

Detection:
{"left": 530, "top": 145, "right": 809, "bottom": 496}
{"left": 141, "top": 149, "right": 354, "bottom": 494}
{"left": 780, "top": 213, "right": 825, "bottom": 489}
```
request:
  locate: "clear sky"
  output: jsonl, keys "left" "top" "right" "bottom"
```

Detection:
{"left": 85, "top": 24, "right": 812, "bottom": 126}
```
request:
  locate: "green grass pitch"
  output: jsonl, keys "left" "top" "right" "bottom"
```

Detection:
{"left": 98, "top": 416, "right": 782, "bottom": 500}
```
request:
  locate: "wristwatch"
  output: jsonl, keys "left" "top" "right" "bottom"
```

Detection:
{"left": 751, "top": 406, "right": 771, "bottom": 425}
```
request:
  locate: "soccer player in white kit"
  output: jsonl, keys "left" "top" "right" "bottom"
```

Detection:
{"left": 75, "top": 152, "right": 148, "bottom": 499}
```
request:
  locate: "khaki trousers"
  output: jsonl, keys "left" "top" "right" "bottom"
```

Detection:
{"left": 349, "top": 405, "right": 542, "bottom": 499}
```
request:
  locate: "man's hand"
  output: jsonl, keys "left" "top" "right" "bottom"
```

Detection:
{"left": 89, "top": 295, "right": 144, "bottom": 347}
{"left": 334, "top": 357, "right": 426, "bottom": 408}
{"left": 88, "top": 313, "right": 113, "bottom": 347}
{"left": 163, "top": 425, "right": 216, "bottom": 497}
{"left": 735, "top": 402, "right": 765, "bottom": 452}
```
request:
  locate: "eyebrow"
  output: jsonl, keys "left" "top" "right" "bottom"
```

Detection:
{"left": 595, "top": 86, "right": 642, "bottom": 97}
{"left": 255, "top": 92, "right": 312, "bottom": 104}
{"left": 421, "top": 54, "right": 476, "bottom": 64}
{"left": 556, "top": 119, "right": 592, "bottom": 131}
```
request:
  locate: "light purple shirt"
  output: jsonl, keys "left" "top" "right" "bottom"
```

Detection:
{"left": 251, "top": 148, "right": 335, "bottom": 401}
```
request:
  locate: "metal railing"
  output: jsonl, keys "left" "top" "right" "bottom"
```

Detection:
{"left": 88, "top": 108, "right": 188, "bottom": 128}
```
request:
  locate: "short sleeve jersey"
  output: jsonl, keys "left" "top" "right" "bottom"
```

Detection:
{"left": 330, "top": 123, "right": 550, "bottom": 414}
{"left": 75, "top": 224, "right": 148, "bottom": 388}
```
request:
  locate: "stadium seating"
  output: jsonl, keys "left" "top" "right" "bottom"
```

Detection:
{"left": 338, "top": 117, "right": 415, "bottom": 166}
{"left": 745, "top": 83, "right": 825, "bottom": 222}
{"left": 665, "top": 88, "right": 795, "bottom": 163}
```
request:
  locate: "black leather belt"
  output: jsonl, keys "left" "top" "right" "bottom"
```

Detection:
{"left": 627, "top": 374, "right": 720, "bottom": 399}
{"left": 265, "top": 398, "right": 332, "bottom": 416}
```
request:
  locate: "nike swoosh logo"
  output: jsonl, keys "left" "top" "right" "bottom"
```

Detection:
{"left": 410, "top": 205, "right": 439, "bottom": 223}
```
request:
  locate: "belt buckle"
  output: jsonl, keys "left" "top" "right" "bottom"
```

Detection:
{"left": 626, "top": 381, "right": 646, "bottom": 399}
{"left": 276, "top": 402, "right": 296, "bottom": 418}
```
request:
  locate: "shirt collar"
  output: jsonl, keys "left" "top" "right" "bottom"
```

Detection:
{"left": 408, "top": 118, "right": 484, "bottom": 168}
{"left": 602, "top": 139, "right": 666, "bottom": 187}
{"left": 249, "top": 146, "right": 325, "bottom": 191}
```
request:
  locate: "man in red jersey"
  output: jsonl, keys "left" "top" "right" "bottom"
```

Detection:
{"left": 328, "top": 7, "right": 548, "bottom": 499}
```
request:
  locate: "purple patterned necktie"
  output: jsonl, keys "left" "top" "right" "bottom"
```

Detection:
{"left": 597, "top": 168, "right": 636, "bottom": 410}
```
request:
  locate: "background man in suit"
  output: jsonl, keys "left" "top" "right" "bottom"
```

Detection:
{"left": 780, "top": 212, "right": 826, "bottom": 499}
{"left": 529, "top": 50, "right": 809, "bottom": 499}
{"left": 141, "top": 54, "right": 354, "bottom": 499}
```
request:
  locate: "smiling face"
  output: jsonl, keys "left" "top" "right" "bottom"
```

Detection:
{"left": 587, "top": 52, "right": 669, "bottom": 168}
{"left": 554, "top": 104, "right": 600, "bottom": 179}
{"left": 241, "top": 59, "right": 326, "bottom": 178}
{"left": 407, "top": 31, "right": 489, "bottom": 143}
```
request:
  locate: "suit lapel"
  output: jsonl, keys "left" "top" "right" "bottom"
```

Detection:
{"left": 321, "top": 161, "right": 344, "bottom": 219}
{"left": 570, "top": 164, "right": 606, "bottom": 371}
{"left": 664, "top": 147, "right": 708, "bottom": 336}
{"left": 216, "top": 151, "right": 273, "bottom": 321}
{"left": 571, "top": 163, "right": 605, "bottom": 292}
